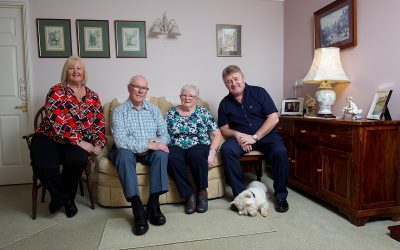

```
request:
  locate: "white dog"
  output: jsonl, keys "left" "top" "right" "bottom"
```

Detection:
{"left": 231, "top": 181, "right": 269, "bottom": 217}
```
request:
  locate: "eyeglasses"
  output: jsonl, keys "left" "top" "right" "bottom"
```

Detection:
{"left": 129, "top": 84, "right": 149, "bottom": 92}
{"left": 180, "top": 94, "right": 197, "bottom": 100}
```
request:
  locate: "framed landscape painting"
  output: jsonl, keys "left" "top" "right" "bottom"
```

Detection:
{"left": 314, "top": 0, "right": 357, "bottom": 49}
{"left": 76, "top": 19, "right": 110, "bottom": 58}
{"left": 367, "top": 90, "right": 392, "bottom": 120}
{"left": 36, "top": 19, "right": 72, "bottom": 58}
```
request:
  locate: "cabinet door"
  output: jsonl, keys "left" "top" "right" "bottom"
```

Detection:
{"left": 319, "top": 147, "right": 351, "bottom": 207}
{"left": 290, "top": 139, "right": 318, "bottom": 194}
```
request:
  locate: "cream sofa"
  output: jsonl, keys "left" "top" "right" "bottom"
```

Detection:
{"left": 95, "top": 97, "right": 226, "bottom": 207}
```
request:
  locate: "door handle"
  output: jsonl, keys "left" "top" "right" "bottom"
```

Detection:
{"left": 15, "top": 103, "right": 27, "bottom": 112}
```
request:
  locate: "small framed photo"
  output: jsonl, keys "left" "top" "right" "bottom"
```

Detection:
{"left": 281, "top": 98, "right": 304, "bottom": 116}
{"left": 115, "top": 20, "right": 147, "bottom": 58}
{"left": 36, "top": 18, "right": 72, "bottom": 58}
{"left": 367, "top": 90, "right": 393, "bottom": 120}
{"left": 216, "top": 24, "right": 242, "bottom": 57}
{"left": 76, "top": 19, "right": 110, "bottom": 58}
{"left": 314, "top": 0, "right": 357, "bottom": 49}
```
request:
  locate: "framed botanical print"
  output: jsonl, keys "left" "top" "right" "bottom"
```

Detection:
{"left": 216, "top": 24, "right": 242, "bottom": 57}
{"left": 76, "top": 19, "right": 110, "bottom": 58}
{"left": 36, "top": 18, "right": 72, "bottom": 58}
{"left": 115, "top": 20, "right": 147, "bottom": 58}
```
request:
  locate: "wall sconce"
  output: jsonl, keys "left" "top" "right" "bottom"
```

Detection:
{"left": 303, "top": 47, "right": 350, "bottom": 118}
{"left": 150, "top": 12, "right": 181, "bottom": 37}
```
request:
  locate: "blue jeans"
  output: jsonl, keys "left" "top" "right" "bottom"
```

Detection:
{"left": 220, "top": 133, "right": 289, "bottom": 200}
{"left": 109, "top": 148, "right": 169, "bottom": 200}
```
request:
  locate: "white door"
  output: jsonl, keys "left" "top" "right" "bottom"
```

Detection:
{"left": 0, "top": 4, "right": 31, "bottom": 184}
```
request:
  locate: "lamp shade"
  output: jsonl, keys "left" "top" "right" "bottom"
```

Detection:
{"left": 303, "top": 47, "right": 350, "bottom": 84}
{"left": 168, "top": 24, "right": 181, "bottom": 36}
{"left": 150, "top": 23, "right": 162, "bottom": 35}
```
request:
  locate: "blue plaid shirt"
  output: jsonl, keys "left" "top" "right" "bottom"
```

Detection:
{"left": 111, "top": 99, "right": 170, "bottom": 153}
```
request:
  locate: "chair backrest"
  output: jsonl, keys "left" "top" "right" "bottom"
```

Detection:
{"left": 34, "top": 106, "right": 46, "bottom": 130}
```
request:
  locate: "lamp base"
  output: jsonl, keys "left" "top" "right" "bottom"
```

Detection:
{"left": 317, "top": 113, "right": 336, "bottom": 118}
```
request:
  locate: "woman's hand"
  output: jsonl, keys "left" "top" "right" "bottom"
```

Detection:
{"left": 207, "top": 148, "right": 217, "bottom": 169}
{"left": 77, "top": 141, "right": 95, "bottom": 153}
{"left": 93, "top": 145, "right": 103, "bottom": 155}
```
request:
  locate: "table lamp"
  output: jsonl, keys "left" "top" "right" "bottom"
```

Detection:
{"left": 303, "top": 47, "right": 350, "bottom": 118}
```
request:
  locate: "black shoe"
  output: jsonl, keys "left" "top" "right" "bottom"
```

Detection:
{"left": 49, "top": 199, "right": 63, "bottom": 214}
{"left": 196, "top": 190, "right": 208, "bottom": 213}
{"left": 185, "top": 194, "right": 196, "bottom": 214}
{"left": 132, "top": 212, "right": 149, "bottom": 236}
{"left": 274, "top": 198, "right": 289, "bottom": 213}
{"left": 147, "top": 205, "right": 166, "bottom": 225}
{"left": 64, "top": 200, "right": 78, "bottom": 218}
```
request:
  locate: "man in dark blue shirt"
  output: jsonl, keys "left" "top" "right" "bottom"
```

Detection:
{"left": 218, "top": 65, "right": 289, "bottom": 213}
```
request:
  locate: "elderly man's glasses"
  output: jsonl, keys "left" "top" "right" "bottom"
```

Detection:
{"left": 180, "top": 94, "right": 197, "bottom": 100}
{"left": 129, "top": 84, "right": 149, "bottom": 92}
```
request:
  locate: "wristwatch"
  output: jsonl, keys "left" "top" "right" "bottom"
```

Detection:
{"left": 252, "top": 134, "right": 259, "bottom": 142}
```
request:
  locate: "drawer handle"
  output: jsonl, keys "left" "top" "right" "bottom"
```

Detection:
{"left": 317, "top": 169, "right": 322, "bottom": 172}
{"left": 300, "top": 130, "right": 306, "bottom": 133}
{"left": 291, "top": 160, "right": 296, "bottom": 163}
{"left": 278, "top": 127, "right": 282, "bottom": 130}
{"left": 330, "top": 134, "right": 337, "bottom": 138}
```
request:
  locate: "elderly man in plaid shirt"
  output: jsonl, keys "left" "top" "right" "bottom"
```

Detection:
{"left": 110, "top": 75, "right": 170, "bottom": 236}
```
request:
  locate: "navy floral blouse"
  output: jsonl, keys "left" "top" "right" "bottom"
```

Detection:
{"left": 166, "top": 105, "right": 218, "bottom": 149}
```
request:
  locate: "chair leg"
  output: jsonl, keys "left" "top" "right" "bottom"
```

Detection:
{"left": 85, "top": 167, "right": 95, "bottom": 209}
{"left": 79, "top": 179, "right": 84, "bottom": 196}
{"left": 41, "top": 186, "right": 46, "bottom": 203}
{"left": 32, "top": 174, "right": 38, "bottom": 220}
{"left": 256, "top": 161, "right": 262, "bottom": 181}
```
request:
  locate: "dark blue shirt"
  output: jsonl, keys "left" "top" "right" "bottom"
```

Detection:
{"left": 218, "top": 84, "right": 278, "bottom": 135}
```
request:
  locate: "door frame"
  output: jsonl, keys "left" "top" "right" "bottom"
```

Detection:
{"left": 0, "top": 1, "right": 32, "bottom": 127}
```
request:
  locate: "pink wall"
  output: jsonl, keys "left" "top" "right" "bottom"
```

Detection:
{"left": 26, "top": 0, "right": 284, "bottom": 117}
{"left": 284, "top": 0, "right": 400, "bottom": 119}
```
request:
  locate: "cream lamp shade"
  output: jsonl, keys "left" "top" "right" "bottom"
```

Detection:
{"left": 303, "top": 47, "right": 350, "bottom": 118}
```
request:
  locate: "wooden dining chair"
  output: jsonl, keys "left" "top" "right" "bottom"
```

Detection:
{"left": 23, "top": 106, "right": 95, "bottom": 219}
{"left": 240, "top": 150, "right": 264, "bottom": 181}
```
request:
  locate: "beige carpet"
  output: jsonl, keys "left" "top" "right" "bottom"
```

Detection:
{"left": 99, "top": 208, "right": 277, "bottom": 249}
{"left": 0, "top": 206, "right": 57, "bottom": 248}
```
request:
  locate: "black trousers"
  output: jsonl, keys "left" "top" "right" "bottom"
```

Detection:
{"left": 30, "top": 134, "right": 88, "bottom": 206}
{"left": 167, "top": 144, "right": 210, "bottom": 198}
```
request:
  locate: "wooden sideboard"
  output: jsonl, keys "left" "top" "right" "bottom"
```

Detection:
{"left": 277, "top": 116, "right": 400, "bottom": 226}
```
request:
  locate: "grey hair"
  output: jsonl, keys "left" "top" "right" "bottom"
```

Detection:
{"left": 129, "top": 75, "right": 147, "bottom": 85}
{"left": 180, "top": 84, "right": 199, "bottom": 96}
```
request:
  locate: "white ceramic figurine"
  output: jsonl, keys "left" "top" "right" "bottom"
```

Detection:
{"left": 342, "top": 96, "right": 362, "bottom": 120}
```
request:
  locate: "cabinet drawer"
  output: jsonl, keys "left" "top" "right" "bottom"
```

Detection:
{"left": 294, "top": 123, "right": 319, "bottom": 139}
{"left": 320, "top": 126, "right": 353, "bottom": 150}
{"left": 277, "top": 121, "right": 292, "bottom": 136}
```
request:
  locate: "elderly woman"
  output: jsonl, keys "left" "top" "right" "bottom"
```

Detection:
{"left": 166, "top": 84, "right": 222, "bottom": 214}
{"left": 30, "top": 56, "right": 106, "bottom": 218}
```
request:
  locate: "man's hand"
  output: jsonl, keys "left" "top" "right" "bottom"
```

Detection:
{"left": 148, "top": 141, "right": 170, "bottom": 153}
{"left": 234, "top": 132, "right": 255, "bottom": 152}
